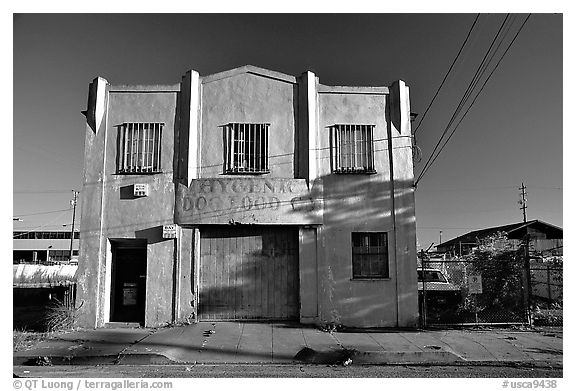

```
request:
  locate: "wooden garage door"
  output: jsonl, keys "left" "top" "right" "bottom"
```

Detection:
{"left": 199, "top": 226, "right": 299, "bottom": 320}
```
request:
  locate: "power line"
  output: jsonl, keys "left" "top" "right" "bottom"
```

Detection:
{"left": 415, "top": 14, "right": 530, "bottom": 185}
{"left": 14, "top": 208, "right": 71, "bottom": 217}
{"left": 416, "top": 14, "right": 531, "bottom": 183}
{"left": 413, "top": 14, "right": 480, "bottom": 136}
{"left": 14, "top": 190, "right": 76, "bottom": 194}
{"left": 12, "top": 210, "right": 72, "bottom": 238}
{"left": 415, "top": 14, "right": 511, "bottom": 183}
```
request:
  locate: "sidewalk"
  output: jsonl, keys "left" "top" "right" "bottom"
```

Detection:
{"left": 13, "top": 322, "right": 563, "bottom": 368}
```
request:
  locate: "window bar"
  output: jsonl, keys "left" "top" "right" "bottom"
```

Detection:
{"left": 251, "top": 123, "right": 255, "bottom": 172}
{"left": 151, "top": 123, "right": 155, "bottom": 172}
{"left": 261, "top": 125, "right": 265, "bottom": 172}
{"left": 334, "top": 126, "right": 339, "bottom": 171}
{"left": 137, "top": 123, "right": 142, "bottom": 173}
{"left": 238, "top": 123, "right": 242, "bottom": 171}
{"left": 152, "top": 124, "right": 156, "bottom": 172}
{"left": 151, "top": 124, "right": 155, "bottom": 172}
{"left": 136, "top": 123, "right": 144, "bottom": 172}
{"left": 230, "top": 124, "right": 234, "bottom": 172}
{"left": 244, "top": 123, "right": 248, "bottom": 172}
{"left": 358, "top": 125, "right": 368, "bottom": 170}
{"left": 237, "top": 123, "right": 241, "bottom": 172}
{"left": 157, "top": 124, "right": 162, "bottom": 172}
{"left": 120, "top": 124, "right": 125, "bottom": 172}
{"left": 237, "top": 124, "right": 240, "bottom": 172}
{"left": 265, "top": 124, "right": 269, "bottom": 171}
{"left": 342, "top": 125, "right": 346, "bottom": 170}
{"left": 348, "top": 125, "right": 352, "bottom": 170}
{"left": 132, "top": 123, "right": 137, "bottom": 172}
{"left": 143, "top": 123, "right": 147, "bottom": 171}
{"left": 235, "top": 123, "right": 239, "bottom": 172}
{"left": 365, "top": 125, "right": 370, "bottom": 170}
{"left": 228, "top": 124, "right": 232, "bottom": 172}
{"left": 242, "top": 123, "right": 246, "bottom": 171}
{"left": 339, "top": 126, "right": 343, "bottom": 171}
{"left": 255, "top": 124, "right": 260, "bottom": 172}
{"left": 249, "top": 124, "right": 253, "bottom": 172}
{"left": 148, "top": 124, "right": 153, "bottom": 172}
{"left": 156, "top": 123, "right": 160, "bottom": 172}
{"left": 344, "top": 125, "right": 350, "bottom": 169}
{"left": 232, "top": 124, "right": 237, "bottom": 172}
{"left": 365, "top": 125, "right": 369, "bottom": 169}
{"left": 141, "top": 123, "right": 145, "bottom": 172}
{"left": 369, "top": 125, "right": 374, "bottom": 170}
{"left": 352, "top": 125, "right": 356, "bottom": 169}
{"left": 129, "top": 123, "right": 134, "bottom": 172}
{"left": 125, "top": 124, "right": 130, "bottom": 172}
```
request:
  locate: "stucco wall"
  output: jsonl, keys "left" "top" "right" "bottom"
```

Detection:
{"left": 78, "top": 69, "right": 418, "bottom": 329}
{"left": 77, "top": 86, "right": 179, "bottom": 328}
{"left": 315, "top": 90, "right": 400, "bottom": 327}
{"left": 200, "top": 73, "right": 297, "bottom": 178}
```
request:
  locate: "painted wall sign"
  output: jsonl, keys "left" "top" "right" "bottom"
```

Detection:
{"left": 468, "top": 275, "right": 483, "bottom": 294}
{"left": 175, "top": 178, "right": 323, "bottom": 225}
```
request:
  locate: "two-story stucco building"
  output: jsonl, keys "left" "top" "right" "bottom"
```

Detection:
{"left": 76, "top": 65, "right": 418, "bottom": 328}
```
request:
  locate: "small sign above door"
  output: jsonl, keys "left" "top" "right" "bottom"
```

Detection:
{"left": 163, "top": 224, "right": 178, "bottom": 239}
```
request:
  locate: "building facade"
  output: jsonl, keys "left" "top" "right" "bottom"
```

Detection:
{"left": 13, "top": 230, "right": 80, "bottom": 264}
{"left": 435, "top": 220, "right": 563, "bottom": 257}
{"left": 76, "top": 65, "right": 418, "bottom": 328}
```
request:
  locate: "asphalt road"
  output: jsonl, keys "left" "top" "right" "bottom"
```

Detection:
{"left": 13, "top": 364, "right": 562, "bottom": 378}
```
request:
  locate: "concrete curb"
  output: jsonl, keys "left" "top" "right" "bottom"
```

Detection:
{"left": 13, "top": 351, "right": 562, "bottom": 369}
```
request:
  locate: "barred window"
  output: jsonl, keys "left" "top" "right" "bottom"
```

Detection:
{"left": 352, "top": 232, "right": 389, "bottom": 279}
{"left": 117, "top": 122, "right": 163, "bottom": 174}
{"left": 223, "top": 123, "right": 269, "bottom": 174}
{"left": 330, "top": 124, "right": 375, "bottom": 173}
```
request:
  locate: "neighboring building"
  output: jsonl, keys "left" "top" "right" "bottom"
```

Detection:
{"left": 13, "top": 230, "right": 80, "bottom": 265}
{"left": 76, "top": 65, "right": 418, "bottom": 328}
{"left": 435, "top": 220, "right": 563, "bottom": 257}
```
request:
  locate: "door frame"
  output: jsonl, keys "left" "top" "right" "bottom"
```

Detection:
{"left": 107, "top": 239, "right": 148, "bottom": 324}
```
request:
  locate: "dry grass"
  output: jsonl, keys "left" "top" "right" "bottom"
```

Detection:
{"left": 13, "top": 330, "right": 50, "bottom": 352}
{"left": 45, "top": 300, "right": 78, "bottom": 332}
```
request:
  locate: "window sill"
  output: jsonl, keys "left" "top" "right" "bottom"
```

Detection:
{"left": 115, "top": 171, "right": 163, "bottom": 175}
{"left": 333, "top": 169, "right": 377, "bottom": 175}
{"left": 350, "top": 277, "right": 391, "bottom": 281}
{"left": 224, "top": 171, "right": 270, "bottom": 175}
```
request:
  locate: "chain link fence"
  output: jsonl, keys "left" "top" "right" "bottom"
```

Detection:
{"left": 418, "top": 257, "right": 526, "bottom": 326}
{"left": 418, "top": 255, "right": 563, "bottom": 327}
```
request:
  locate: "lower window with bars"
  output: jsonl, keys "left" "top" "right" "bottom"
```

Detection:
{"left": 352, "top": 232, "right": 389, "bottom": 279}
{"left": 330, "top": 124, "right": 376, "bottom": 174}
{"left": 117, "top": 122, "right": 163, "bottom": 174}
{"left": 223, "top": 123, "right": 269, "bottom": 174}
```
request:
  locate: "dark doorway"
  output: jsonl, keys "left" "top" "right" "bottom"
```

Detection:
{"left": 110, "top": 242, "right": 147, "bottom": 323}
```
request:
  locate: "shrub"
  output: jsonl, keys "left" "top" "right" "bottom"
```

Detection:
{"left": 45, "top": 300, "right": 78, "bottom": 332}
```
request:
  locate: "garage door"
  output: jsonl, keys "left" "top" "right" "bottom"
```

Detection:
{"left": 199, "top": 226, "right": 299, "bottom": 320}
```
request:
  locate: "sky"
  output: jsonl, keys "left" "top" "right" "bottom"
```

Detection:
{"left": 11, "top": 12, "right": 563, "bottom": 251}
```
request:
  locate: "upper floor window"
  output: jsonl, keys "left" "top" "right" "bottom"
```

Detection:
{"left": 330, "top": 124, "right": 375, "bottom": 174}
{"left": 352, "top": 232, "right": 389, "bottom": 279}
{"left": 223, "top": 123, "right": 269, "bottom": 174}
{"left": 117, "top": 122, "right": 163, "bottom": 174}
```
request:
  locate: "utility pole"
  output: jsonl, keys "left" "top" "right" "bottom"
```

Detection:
{"left": 519, "top": 182, "right": 527, "bottom": 223}
{"left": 518, "top": 182, "right": 532, "bottom": 325}
{"left": 69, "top": 190, "right": 79, "bottom": 262}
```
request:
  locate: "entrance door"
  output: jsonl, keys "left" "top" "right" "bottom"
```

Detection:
{"left": 110, "top": 246, "right": 147, "bottom": 323}
{"left": 199, "top": 226, "right": 299, "bottom": 320}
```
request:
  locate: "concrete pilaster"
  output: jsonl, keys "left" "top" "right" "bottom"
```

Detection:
{"left": 389, "top": 80, "right": 418, "bottom": 327}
